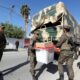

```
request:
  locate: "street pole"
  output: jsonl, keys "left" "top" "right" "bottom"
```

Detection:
{"left": 9, "top": 5, "right": 15, "bottom": 24}
{"left": 24, "top": 15, "right": 28, "bottom": 38}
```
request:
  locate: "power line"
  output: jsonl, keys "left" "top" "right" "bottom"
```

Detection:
{"left": 0, "top": 5, "right": 22, "bottom": 17}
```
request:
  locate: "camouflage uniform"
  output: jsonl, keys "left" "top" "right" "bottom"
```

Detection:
{"left": 28, "top": 39, "right": 37, "bottom": 75}
{"left": 56, "top": 32, "right": 74, "bottom": 80}
{"left": 28, "top": 31, "right": 39, "bottom": 80}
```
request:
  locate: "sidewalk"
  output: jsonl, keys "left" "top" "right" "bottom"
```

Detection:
{"left": 4, "top": 48, "right": 27, "bottom": 52}
{"left": 18, "top": 48, "right": 28, "bottom": 51}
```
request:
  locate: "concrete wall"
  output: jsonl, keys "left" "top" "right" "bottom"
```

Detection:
{"left": 5, "top": 38, "right": 24, "bottom": 49}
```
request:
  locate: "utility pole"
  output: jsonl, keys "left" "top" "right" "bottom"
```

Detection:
{"left": 9, "top": 5, "right": 15, "bottom": 24}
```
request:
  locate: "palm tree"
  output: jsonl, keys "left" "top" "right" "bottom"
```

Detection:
{"left": 20, "top": 4, "right": 30, "bottom": 38}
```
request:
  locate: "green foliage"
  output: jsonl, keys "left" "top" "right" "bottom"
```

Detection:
{"left": 1, "top": 22, "right": 24, "bottom": 39}
{"left": 20, "top": 4, "right": 30, "bottom": 38}
{"left": 20, "top": 4, "right": 30, "bottom": 17}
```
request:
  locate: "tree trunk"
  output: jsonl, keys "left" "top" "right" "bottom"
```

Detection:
{"left": 24, "top": 15, "right": 28, "bottom": 38}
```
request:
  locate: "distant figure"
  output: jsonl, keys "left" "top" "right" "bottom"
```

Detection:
{"left": 0, "top": 26, "right": 6, "bottom": 61}
{"left": 15, "top": 40, "right": 19, "bottom": 51}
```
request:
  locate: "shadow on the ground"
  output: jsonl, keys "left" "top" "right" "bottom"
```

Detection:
{"left": 0, "top": 71, "right": 4, "bottom": 80}
{"left": 36, "top": 62, "right": 58, "bottom": 80}
{"left": 2, "top": 61, "right": 29, "bottom": 76}
{"left": 47, "top": 62, "right": 58, "bottom": 74}
{"left": 4, "top": 49, "right": 17, "bottom": 52}
{"left": 36, "top": 64, "right": 47, "bottom": 80}
{"left": 35, "top": 63, "right": 71, "bottom": 80}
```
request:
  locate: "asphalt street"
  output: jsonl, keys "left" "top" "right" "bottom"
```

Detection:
{"left": 0, "top": 49, "right": 80, "bottom": 80}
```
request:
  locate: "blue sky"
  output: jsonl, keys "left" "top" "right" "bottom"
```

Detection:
{"left": 0, "top": 0, "right": 80, "bottom": 35}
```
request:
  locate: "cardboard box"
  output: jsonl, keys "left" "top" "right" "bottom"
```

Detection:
{"left": 36, "top": 49, "right": 54, "bottom": 64}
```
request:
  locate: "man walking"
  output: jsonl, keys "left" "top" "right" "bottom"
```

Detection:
{"left": 0, "top": 26, "right": 6, "bottom": 61}
{"left": 28, "top": 31, "right": 39, "bottom": 80}
{"left": 15, "top": 40, "right": 19, "bottom": 51}
{"left": 55, "top": 26, "right": 75, "bottom": 80}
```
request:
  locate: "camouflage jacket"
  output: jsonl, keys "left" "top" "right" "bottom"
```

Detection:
{"left": 56, "top": 32, "right": 73, "bottom": 51}
{"left": 28, "top": 38, "right": 37, "bottom": 55}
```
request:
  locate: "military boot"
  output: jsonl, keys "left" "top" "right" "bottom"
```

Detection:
{"left": 56, "top": 75, "right": 64, "bottom": 80}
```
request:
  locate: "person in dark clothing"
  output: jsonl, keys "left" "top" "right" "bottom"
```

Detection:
{"left": 0, "top": 26, "right": 6, "bottom": 61}
{"left": 15, "top": 40, "right": 19, "bottom": 51}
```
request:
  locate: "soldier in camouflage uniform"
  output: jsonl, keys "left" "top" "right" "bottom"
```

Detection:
{"left": 28, "top": 31, "right": 39, "bottom": 80}
{"left": 56, "top": 26, "right": 74, "bottom": 80}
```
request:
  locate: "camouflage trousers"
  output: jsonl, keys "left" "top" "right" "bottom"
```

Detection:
{"left": 29, "top": 52, "right": 37, "bottom": 76}
{"left": 58, "top": 50, "right": 74, "bottom": 80}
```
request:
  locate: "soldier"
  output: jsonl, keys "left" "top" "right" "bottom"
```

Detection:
{"left": 0, "top": 26, "right": 6, "bottom": 61}
{"left": 55, "top": 26, "right": 75, "bottom": 80}
{"left": 28, "top": 31, "right": 39, "bottom": 80}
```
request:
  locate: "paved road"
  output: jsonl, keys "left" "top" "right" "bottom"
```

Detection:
{"left": 0, "top": 49, "right": 80, "bottom": 80}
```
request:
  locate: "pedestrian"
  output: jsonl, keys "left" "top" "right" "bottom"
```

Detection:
{"left": 28, "top": 31, "right": 39, "bottom": 80}
{"left": 0, "top": 26, "right": 6, "bottom": 61}
{"left": 15, "top": 40, "right": 19, "bottom": 51}
{"left": 54, "top": 26, "right": 75, "bottom": 80}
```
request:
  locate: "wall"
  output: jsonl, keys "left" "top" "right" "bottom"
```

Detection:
{"left": 5, "top": 38, "right": 24, "bottom": 49}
